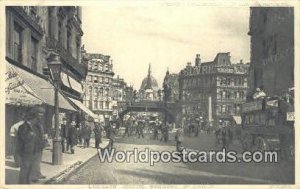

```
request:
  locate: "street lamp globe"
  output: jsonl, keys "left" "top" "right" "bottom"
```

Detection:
{"left": 47, "top": 54, "right": 62, "bottom": 82}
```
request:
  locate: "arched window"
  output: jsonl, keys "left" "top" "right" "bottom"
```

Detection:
{"left": 240, "top": 91, "right": 245, "bottom": 100}
{"left": 94, "top": 87, "right": 98, "bottom": 97}
{"left": 99, "top": 88, "right": 103, "bottom": 96}
{"left": 105, "top": 101, "right": 109, "bottom": 109}
{"left": 98, "top": 63, "right": 103, "bottom": 71}
{"left": 222, "top": 91, "right": 226, "bottom": 99}
{"left": 106, "top": 88, "right": 110, "bottom": 97}
{"left": 226, "top": 90, "right": 231, "bottom": 99}
{"left": 236, "top": 91, "right": 240, "bottom": 99}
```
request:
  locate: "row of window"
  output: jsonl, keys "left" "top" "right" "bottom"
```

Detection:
{"left": 84, "top": 100, "right": 110, "bottom": 110}
{"left": 87, "top": 75, "right": 112, "bottom": 84}
{"left": 88, "top": 61, "right": 111, "bottom": 72}
{"left": 11, "top": 7, "right": 81, "bottom": 71}
{"left": 182, "top": 76, "right": 247, "bottom": 88}
{"left": 87, "top": 86, "right": 110, "bottom": 97}
{"left": 218, "top": 77, "right": 246, "bottom": 86}
{"left": 244, "top": 113, "right": 275, "bottom": 126}
{"left": 13, "top": 22, "right": 39, "bottom": 71}
{"left": 217, "top": 90, "right": 246, "bottom": 100}
{"left": 54, "top": 8, "right": 81, "bottom": 60}
{"left": 217, "top": 104, "right": 241, "bottom": 114}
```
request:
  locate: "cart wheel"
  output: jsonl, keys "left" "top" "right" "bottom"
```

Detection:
{"left": 253, "top": 136, "right": 268, "bottom": 151}
{"left": 242, "top": 133, "right": 253, "bottom": 151}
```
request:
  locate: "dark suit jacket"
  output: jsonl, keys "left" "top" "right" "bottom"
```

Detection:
{"left": 93, "top": 126, "right": 102, "bottom": 140}
{"left": 68, "top": 126, "right": 78, "bottom": 145}
{"left": 17, "top": 121, "right": 43, "bottom": 157}
{"left": 60, "top": 124, "right": 69, "bottom": 138}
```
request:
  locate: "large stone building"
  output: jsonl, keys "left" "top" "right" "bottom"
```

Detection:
{"left": 138, "top": 64, "right": 160, "bottom": 101}
{"left": 178, "top": 53, "right": 249, "bottom": 124}
{"left": 5, "top": 6, "right": 86, "bottom": 154}
{"left": 82, "top": 52, "right": 114, "bottom": 118}
{"left": 111, "top": 75, "right": 134, "bottom": 116}
{"left": 248, "top": 7, "right": 294, "bottom": 96}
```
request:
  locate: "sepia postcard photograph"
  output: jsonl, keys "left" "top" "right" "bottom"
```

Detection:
{"left": 1, "top": 0, "right": 298, "bottom": 188}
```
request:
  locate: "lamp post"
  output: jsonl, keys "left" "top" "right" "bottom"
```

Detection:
{"left": 47, "top": 52, "right": 63, "bottom": 165}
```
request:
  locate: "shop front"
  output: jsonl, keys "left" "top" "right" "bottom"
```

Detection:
{"left": 5, "top": 61, "right": 76, "bottom": 156}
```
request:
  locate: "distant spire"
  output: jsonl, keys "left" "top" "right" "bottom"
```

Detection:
{"left": 166, "top": 67, "right": 170, "bottom": 75}
{"left": 148, "top": 63, "right": 151, "bottom": 77}
{"left": 145, "top": 63, "right": 152, "bottom": 90}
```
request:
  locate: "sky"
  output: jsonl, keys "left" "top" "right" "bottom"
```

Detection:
{"left": 82, "top": 5, "right": 250, "bottom": 90}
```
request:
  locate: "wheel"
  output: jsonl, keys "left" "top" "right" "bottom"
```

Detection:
{"left": 241, "top": 132, "right": 253, "bottom": 151}
{"left": 253, "top": 136, "right": 268, "bottom": 151}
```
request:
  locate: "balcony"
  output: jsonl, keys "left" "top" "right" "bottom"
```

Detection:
{"left": 46, "top": 37, "right": 87, "bottom": 79}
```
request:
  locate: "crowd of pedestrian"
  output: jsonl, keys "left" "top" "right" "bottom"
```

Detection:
{"left": 59, "top": 118, "right": 115, "bottom": 154}
{"left": 122, "top": 115, "right": 172, "bottom": 143}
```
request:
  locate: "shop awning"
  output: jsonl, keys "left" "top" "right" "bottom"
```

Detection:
{"left": 6, "top": 62, "right": 76, "bottom": 111}
{"left": 69, "top": 98, "right": 98, "bottom": 120}
{"left": 61, "top": 72, "right": 83, "bottom": 94}
{"left": 6, "top": 65, "right": 43, "bottom": 106}
{"left": 232, "top": 116, "right": 242, "bottom": 125}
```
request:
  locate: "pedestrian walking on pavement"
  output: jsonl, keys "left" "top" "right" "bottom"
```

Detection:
{"left": 94, "top": 122, "right": 102, "bottom": 148}
{"left": 60, "top": 118, "right": 69, "bottom": 153}
{"left": 160, "top": 123, "right": 168, "bottom": 142}
{"left": 221, "top": 127, "right": 229, "bottom": 149}
{"left": 77, "top": 122, "right": 83, "bottom": 147}
{"left": 153, "top": 120, "right": 159, "bottom": 140}
{"left": 137, "top": 120, "right": 144, "bottom": 138}
{"left": 123, "top": 118, "right": 130, "bottom": 137}
{"left": 82, "top": 124, "right": 92, "bottom": 148}
{"left": 17, "top": 106, "right": 46, "bottom": 184}
{"left": 175, "top": 127, "right": 184, "bottom": 152}
{"left": 68, "top": 121, "right": 78, "bottom": 154}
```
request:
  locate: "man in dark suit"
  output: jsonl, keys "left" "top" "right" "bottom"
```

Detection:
{"left": 93, "top": 122, "right": 102, "bottom": 148}
{"left": 82, "top": 124, "right": 92, "bottom": 148}
{"left": 68, "top": 121, "right": 78, "bottom": 154}
{"left": 60, "top": 118, "right": 69, "bottom": 153}
{"left": 17, "top": 106, "right": 46, "bottom": 184}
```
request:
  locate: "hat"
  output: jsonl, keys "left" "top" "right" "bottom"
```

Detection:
{"left": 25, "top": 106, "right": 45, "bottom": 120}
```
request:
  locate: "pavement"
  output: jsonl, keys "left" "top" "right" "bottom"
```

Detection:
{"left": 5, "top": 138, "right": 110, "bottom": 184}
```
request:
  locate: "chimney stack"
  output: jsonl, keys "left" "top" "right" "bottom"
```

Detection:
{"left": 195, "top": 54, "right": 201, "bottom": 66}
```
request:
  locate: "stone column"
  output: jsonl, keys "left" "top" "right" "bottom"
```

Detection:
{"left": 208, "top": 95, "right": 212, "bottom": 122}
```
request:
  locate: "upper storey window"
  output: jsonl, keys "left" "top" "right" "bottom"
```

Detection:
{"left": 13, "top": 23, "right": 23, "bottom": 63}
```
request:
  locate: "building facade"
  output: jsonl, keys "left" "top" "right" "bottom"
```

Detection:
{"left": 6, "top": 6, "right": 86, "bottom": 99}
{"left": 82, "top": 52, "right": 114, "bottom": 118}
{"left": 5, "top": 6, "right": 86, "bottom": 154}
{"left": 248, "top": 7, "right": 294, "bottom": 96}
{"left": 111, "top": 76, "right": 134, "bottom": 116}
{"left": 178, "top": 53, "right": 249, "bottom": 124}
